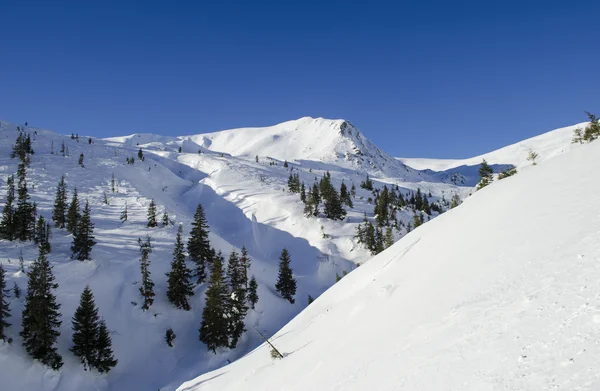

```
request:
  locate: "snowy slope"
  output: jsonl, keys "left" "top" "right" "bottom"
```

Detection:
{"left": 178, "top": 132, "right": 600, "bottom": 390}
{"left": 182, "top": 117, "right": 425, "bottom": 179}
{"left": 399, "top": 122, "right": 585, "bottom": 171}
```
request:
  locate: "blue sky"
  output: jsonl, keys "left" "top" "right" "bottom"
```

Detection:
{"left": 0, "top": 0, "right": 598, "bottom": 158}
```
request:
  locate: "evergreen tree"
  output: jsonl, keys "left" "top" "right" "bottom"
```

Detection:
{"left": 20, "top": 245, "right": 63, "bottom": 370}
{"left": 52, "top": 176, "right": 68, "bottom": 229}
{"left": 120, "top": 203, "right": 128, "bottom": 223}
{"left": 384, "top": 227, "right": 394, "bottom": 249}
{"left": 300, "top": 182, "right": 306, "bottom": 203}
{"left": 78, "top": 153, "right": 85, "bottom": 167}
{"left": 0, "top": 264, "right": 11, "bottom": 342}
{"left": 350, "top": 182, "right": 356, "bottom": 198}
{"left": 71, "top": 200, "right": 96, "bottom": 261}
{"left": 162, "top": 210, "right": 169, "bottom": 227}
{"left": 138, "top": 236, "right": 155, "bottom": 311}
{"left": 15, "top": 161, "right": 34, "bottom": 241}
{"left": 247, "top": 276, "right": 259, "bottom": 309}
{"left": 138, "top": 148, "right": 144, "bottom": 161}
{"left": 66, "top": 187, "right": 81, "bottom": 234}
{"left": 166, "top": 225, "right": 194, "bottom": 310}
{"left": 70, "top": 286, "right": 100, "bottom": 370}
{"left": 111, "top": 173, "right": 116, "bottom": 193}
{"left": 147, "top": 199, "right": 158, "bottom": 228}
{"left": 451, "top": 192, "right": 461, "bottom": 208}
{"left": 13, "top": 281, "right": 21, "bottom": 299}
{"left": 310, "top": 183, "right": 320, "bottom": 216}
{"left": 583, "top": 111, "right": 600, "bottom": 142}
{"left": 0, "top": 175, "right": 16, "bottom": 241}
{"left": 165, "top": 328, "right": 176, "bottom": 347}
{"left": 477, "top": 159, "right": 494, "bottom": 190}
{"left": 340, "top": 181, "right": 353, "bottom": 208}
{"left": 239, "top": 246, "right": 251, "bottom": 290}
{"left": 199, "top": 251, "right": 230, "bottom": 353}
{"left": 34, "top": 216, "right": 52, "bottom": 254}
{"left": 275, "top": 248, "right": 297, "bottom": 304}
{"left": 226, "top": 250, "right": 248, "bottom": 348}
{"left": 187, "top": 204, "right": 212, "bottom": 284}
{"left": 94, "top": 320, "right": 117, "bottom": 373}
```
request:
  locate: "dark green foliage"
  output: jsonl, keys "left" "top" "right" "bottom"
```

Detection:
{"left": 20, "top": 245, "right": 63, "bottom": 370}
{"left": 283, "top": 160, "right": 288, "bottom": 168}
{"left": 0, "top": 175, "right": 16, "bottom": 240}
{"left": 166, "top": 225, "right": 194, "bottom": 310}
{"left": 288, "top": 172, "right": 301, "bottom": 193}
{"left": 360, "top": 174, "right": 373, "bottom": 190}
{"left": 374, "top": 186, "right": 390, "bottom": 227}
{"left": 0, "top": 264, "right": 11, "bottom": 342}
{"left": 583, "top": 111, "right": 600, "bottom": 142}
{"left": 162, "top": 210, "right": 169, "bottom": 227}
{"left": 247, "top": 276, "right": 259, "bottom": 309}
{"left": 15, "top": 161, "right": 35, "bottom": 241}
{"left": 11, "top": 132, "right": 34, "bottom": 161}
{"left": 340, "top": 181, "right": 353, "bottom": 208}
{"left": 120, "top": 203, "right": 128, "bottom": 223}
{"left": 138, "top": 148, "right": 144, "bottom": 161}
{"left": 384, "top": 227, "right": 394, "bottom": 249}
{"left": 71, "top": 200, "right": 96, "bottom": 261}
{"left": 187, "top": 204, "right": 212, "bottom": 284}
{"left": 451, "top": 192, "right": 461, "bottom": 208}
{"left": 78, "top": 153, "right": 85, "bottom": 167}
{"left": 34, "top": 216, "right": 52, "bottom": 254}
{"left": 319, "top": 172, "right": 346, "bottom": 220}
{"left": 300, "top": 182, "right": 306, "bottom": 203}
{"left": 95, "top": 320, "right": 118, "bottom": 373}
{"left": 147, "top": 199, "right": 158, "bottom": 228}
{"left": 498, "top": 167, "right": 518, "bottom": 180}
{"left": 165, "top": 328, "right": 176, "bottom": 347}
{"left": 226, "top": 250, "right": 248, "bottom": 348}
{"left": 307, "top": 294, "right": 314, "bottom": 305}
{"left": 111, "top": 173, "right": 116, "bottom": 193}
{"left": 199, "top": 251, "right": 230, "bottom": 353}
{"left": 138, "top": 236, "right": 155, "bottom": 311}
{"left": 13, "top": 281, "right": 21, "bottom": 299}
{"left": 52, "top": 176, "right": 68, "bottom": 228}
{"left": 476, "top": 159, "right": 494, "bottom": 190}
{"left": 66, "top": 187, "right": 81, "bottom": 234}
{"left": 275, "top": 248, "right": 296, "bottom": 304}
{"left": 70, "top": 286, "right": 100, "bottom": 370}
{"left": 102, "top": 191, "right": 109, "bottom": 205}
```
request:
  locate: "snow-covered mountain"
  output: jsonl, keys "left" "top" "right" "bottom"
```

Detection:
{"left": 0, "top": 116, "right": 589, "bottom": 391}
{"left": 179, "top": 123, "right": 600, "bottom": 391}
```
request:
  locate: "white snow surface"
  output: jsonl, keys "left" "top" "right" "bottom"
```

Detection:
{"left": 179, "top": 127, "right": 600, "bottom": 390}
{"left": 0, "top": 117, "right": 592, "bottom": 391}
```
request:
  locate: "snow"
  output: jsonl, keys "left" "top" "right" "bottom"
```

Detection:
{"left": 178, "top": 125, "right": 600, "bottom": 391}
{"left": 0, "top": 116, "right": 591, "bottom": 391}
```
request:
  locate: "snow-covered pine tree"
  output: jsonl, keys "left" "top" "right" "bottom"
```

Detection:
{"left": 94, "top": 320, "right": 117, "bottom": 373}
{"left": 477, "top": 159, "right": 494, "bottom": 190}
{"left": 199, "top": 251, "right": 230, "bottom": 353}
{"left": 247, "top": 275, "right": 259, "bottom": 309}
{"left": 147, "top": 199, "right": 158, "bottom": 228}
{"left": 20, "top": 245, "right": 63, "bottom": 370}
{"left": 15, "top": 161, "right": 34, "bottom": 241}
{"left": 138, "top": 236, "right": 155, "bottom": 311}
{"left": 162, "top": 210, "right": 169, "bottom": 227}
{"left": 187, "top": 203, "right": 212, "bottom": 284}
{"left": 70, "top": 286, "right": 100, "bottom": 371}
{"left": 226, "top": 250, "right": 248, "bottom": 348}
{"left": 71, "top": 200, "right": 96, "bottom": 261}
{"left": 0, "top": 175, "right": 16, "bottom": 241}
{"left": 0, "top": 264, "right": 11, "bottom": 342}
{"left": 66, "top": 187, "right": 81, "bottom": 234}
{"left": 120, "top": 202, "right": 128, "bottom": 223}
{"left": 52, "top": 176, "right": 68, "bottom": 229}
{"left": 275, "top": 248, "right": 297, "bottom": 304}
{"left": 166, "top": 225, "right": 194, "bottom": 310}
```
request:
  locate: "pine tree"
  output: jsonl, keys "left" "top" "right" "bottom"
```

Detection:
{"left": 138, "top": 148, "right": 144, "bottom": 161}
{"left": 0, "top": 264, "right": 11, "bottom": 342}
{"left": 66, "top": 187, "right": 81, "bottom": 234}
{"left": 239, "top": 246, "right": 251, "bottom": 290}
{"left": 34, "top": 216, "right": 52, "bottom": 254}
{"left": 310, "top": 183, "right": 320, "bottom": 216}
{"left": 166, "top": 225, "right": 194, "bottom": 310}
{"left": 15, "top": 161, "right": 34, "bottom": 241}
{"left": 71, "top": 200, "right": 96, "bottom": 261}
{"left": 111, "top": 173, "right": 116, "bottom": 193}
{"left": 300, "top": 182, "right": 306, "bottom": 203}
{"left": 451, "top": 192, "right": 461, "bottom": 208}
{"left": 583, "top": 111, "right": 600, "bottom": 142}
{"left": 247, "top": 275, "right": 259, "bottom": 309}
{"left": 20, "top": 245, "right": 63, "bottom": 370}
{"left": 187, "top": 204, "right": 212, "bottom": 284}
{"left": 162, "top": 210, "right": 169, "bottom": 227}
{"left": 226, "top": 250, "right": 248, "bottom": 348}
{"left": 0, "top": 175, "right": 16, "bottom": 241}
{"left": 78, "top": 153, "right": 85, "bottom": 167}
{"left": 477, "top": 159, "right": 494, "bottom": 190}
{"left": 384, "top": 227, "right": 394, "bottom": 249}
{"left": 13, "top": 281, "right": 21, "bottom": 299}
{"left": 52, "top": 176, "right": 68, "bottom": 229}
{"left": 275, "top": 248, "right": 297, "bottom": 304}
{"left": 147, "top": 199, "right": 158, "bottom": 228}
{"left": 70, "top": 286, "right": 100, "bottom": 370}
{"left": 94, "top": 320, "right": 117, "bottom": 373}
{"left": 340, "top": 181, "right": 353, "bottom": 208}
{"left": 165, "top": 328, "right": 176, "bottom": 347}
{"left": 138, "top": 236, "right": 155, "bottom": 311}
{"left": 120, "top": 203, "right": 128, "bottom": 223}
{"left": 199, "top": 251, "right": 230, "bottom": 353}
{"left": 102, "top": 191, "right": 109, "bottom": 205}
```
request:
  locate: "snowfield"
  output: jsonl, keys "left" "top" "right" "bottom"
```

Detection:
{"left": 179, "top": 126, "right": 600, "bottom": 391}
{"left": 0, "top": 116, "right": 594, "bottom": 391}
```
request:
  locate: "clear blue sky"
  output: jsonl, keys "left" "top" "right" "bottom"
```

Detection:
{"left": 1, "top": 0, "right": 598, "bottom": 158}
